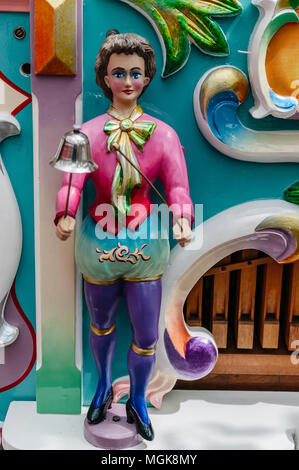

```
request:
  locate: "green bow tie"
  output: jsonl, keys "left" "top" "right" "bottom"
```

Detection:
{"left": 104, "top": 104, "right": 156, "bottom": 219}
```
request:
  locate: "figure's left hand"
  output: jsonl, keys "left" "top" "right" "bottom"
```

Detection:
{"left": 173, "top": 217, "right": 192, "bottom": 247}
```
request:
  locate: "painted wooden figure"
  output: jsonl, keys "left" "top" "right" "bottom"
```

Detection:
{"left": 55, "top": 31, "right": 193, "bottom": 441}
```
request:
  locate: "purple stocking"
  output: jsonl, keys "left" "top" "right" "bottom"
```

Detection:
{"left": 84, "top": 280, "right": 122, "bottom": 407}
{"left": 124, "top": 279, "right": 162, "bottom": 424}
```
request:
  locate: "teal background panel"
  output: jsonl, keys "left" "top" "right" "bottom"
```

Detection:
{"left": 82, "top": 0, "right": 299, "bottom": 404}
{"left": 0, "top": 12, "right": 35, "bottom": 422}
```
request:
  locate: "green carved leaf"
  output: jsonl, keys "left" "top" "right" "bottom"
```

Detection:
{"left": 284, "top": 181, "right": 299, "bottom": 205}
{"left": 175, "top": 0, "right": 243, "bottom": 16}
{"left": 150, "top": 5, "right": 191, "bottom": 76}
{"left": 289, "top": 0, "right": 299, "bottom": 10}
{"left": 120, "top": 0, "right": 242, "bottom": 76}
{"left": 179, "top": 9, "right": 229, "bottom": 55}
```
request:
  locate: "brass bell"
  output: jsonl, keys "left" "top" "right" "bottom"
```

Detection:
{"left": 49, "top": 125, "right": 98, "bottom": 174}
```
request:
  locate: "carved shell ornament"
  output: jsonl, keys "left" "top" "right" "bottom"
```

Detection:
{"left": 193, "top": 0, "right": 299, "bottom": 162}
{"left": 249, "top": 0, "right": 299, "bottom": 120}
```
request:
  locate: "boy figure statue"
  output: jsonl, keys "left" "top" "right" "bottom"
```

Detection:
{"left": 55, "top": 31, "right": 193, "bottom": 441}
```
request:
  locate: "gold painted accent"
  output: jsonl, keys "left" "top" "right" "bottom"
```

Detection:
{"left": 96, "top": 242, "right": 151, "bottom": 264}
{"left": 83, "top": 275, "right": 121, "bottom": 285}
{"left": 83, "top": 274, "right": 162, "bottom": 284}
{"left": 201, "top": 67, "right": 248, "bottom": 118}
{"left": 131, "top": 342, "right": 156, "bottom": 356}
{"left": 47, "top": 0, "right": 66, "bottom": 6}
{"left": 34, "top": 0, "right": 76, "bottom": 75}
{"left": 256, "top": 215, "right": 299, "bottom": 263}
{"left": 275, "top": 0, "right": 292, "bottom": 14}
{"left": 107, "top": 104, "right": 142, "bottom": 122}
{"left": 123, "top": 274, "right": 163, "bottom": 282}
{"left": 55, "top": 0, "right": 76, "bottom": 74}
{"left": 120, "top": 118, "right": 134, "bottom": 132}
{"left": 90, "top": 322, "right": 116, "bottom": 336}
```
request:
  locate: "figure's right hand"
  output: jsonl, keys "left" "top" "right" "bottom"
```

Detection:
{"left": 56, "top": 215, "right": 76, "bottom": 241}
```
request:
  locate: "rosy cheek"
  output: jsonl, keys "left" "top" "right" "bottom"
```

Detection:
{"left": 109, "top": 78, "right": 124, "bottom": 91}
{"left": 132, "top": 80, "right": 144, "bottom": 91}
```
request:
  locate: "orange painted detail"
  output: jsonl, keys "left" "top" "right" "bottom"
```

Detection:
{"left": 34, "top": 0, "right": 76, "bottom": 76}
{"left": 266, "top": 23, "right": 299, "bottom": 100}
{"left": 38, "top": 55, "right": 75, "bottom": 76}
{"left": 167, "top": 314, "right": 192, "bottom": 358}
{"left": 34, "top": 0, "right": 55, "bottom": 75}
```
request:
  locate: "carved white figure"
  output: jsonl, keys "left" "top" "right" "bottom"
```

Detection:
{"left": 0, "top": 113, "right": 22, "bottom": 347}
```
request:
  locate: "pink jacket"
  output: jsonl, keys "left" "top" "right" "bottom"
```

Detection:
{"left": 55, "top": 112, "right": 194, "bottom": 234}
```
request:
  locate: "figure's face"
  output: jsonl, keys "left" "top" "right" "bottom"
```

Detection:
{"left": 104, "top": 53, "right": 150, "bottom": 106}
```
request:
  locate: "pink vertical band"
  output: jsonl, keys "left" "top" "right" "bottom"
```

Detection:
{"left": 0, "top": 0, "right": 30, "bottom": 12}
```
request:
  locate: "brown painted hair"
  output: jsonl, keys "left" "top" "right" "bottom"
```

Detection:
{"left": 95, "top": 30, "right": 156, "bottom": 101}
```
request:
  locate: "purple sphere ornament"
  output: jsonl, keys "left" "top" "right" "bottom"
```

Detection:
{"left": 164, "top": 329, "right": 218, "bottom": 379}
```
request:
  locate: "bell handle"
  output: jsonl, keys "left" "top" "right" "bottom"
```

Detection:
{"left": 64, "top": 173, "right": 73, "bottom": 218}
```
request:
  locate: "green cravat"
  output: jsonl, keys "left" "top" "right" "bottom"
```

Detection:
{"left": 104, "top": 104, "right": 156, "bottom": 219}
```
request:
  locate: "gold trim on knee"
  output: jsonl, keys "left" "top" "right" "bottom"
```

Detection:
{"left": 84, "top": 275, "right": 121, "bottom": 285}
{"left": 123, "top": 274, "right": 162, "bottom": 282}
{"left": 131, "top": 341, "right": 156, "bottom": 356}
{"left": 90, "top": 322, "right": 116, "bottom": 336}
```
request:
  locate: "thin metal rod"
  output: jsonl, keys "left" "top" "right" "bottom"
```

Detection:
{"left": 112, "top": 143, "right": 183, "bottom": 232}
{"left": 64, "top": 173, "right": 73, "bottom": 218}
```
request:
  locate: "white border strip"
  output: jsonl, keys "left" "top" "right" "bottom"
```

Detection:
{"left": 32, "top": 92, "right": 42, "bottom": 370}
{"left": 0, "top": 346, "right": 5, "bottom": 365}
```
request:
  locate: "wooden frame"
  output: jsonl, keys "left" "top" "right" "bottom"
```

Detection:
{"left": 183, "top": 251, "right": 299, "bottom": 391}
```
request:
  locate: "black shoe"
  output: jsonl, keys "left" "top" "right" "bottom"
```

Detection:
{"left": 126, "top": 400, "right": 154, "bottom": 441}
{"left": 86, "top": 389, "right": 113, "bottom": 425}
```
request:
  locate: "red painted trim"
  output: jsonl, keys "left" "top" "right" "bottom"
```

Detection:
{"left": 0, "top": 0, "right": 30, "bottom": 12}
{"left": 0, "top": 70, "right": 32, "bottom": 115}
{"left": 12, "top": 97, "right": 32, "bottom": 116}
{"left": 0, "top": 281, "right": 36, "bottom": 393}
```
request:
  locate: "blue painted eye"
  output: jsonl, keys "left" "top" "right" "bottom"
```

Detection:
{"left": 113, "top": 71, "right": 125, "bottom": 79}
{"left": 131, "top": 72, "right": 141, "bottom": 80}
